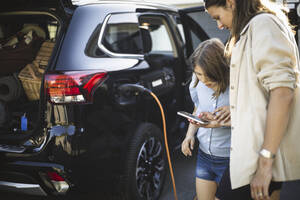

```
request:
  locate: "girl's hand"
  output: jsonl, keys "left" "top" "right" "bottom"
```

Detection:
{"left": 187, "top": 112, "right": 211, "bottom": 127}
{"left": 181, "top": 136, "right": 195, "bottom": 157}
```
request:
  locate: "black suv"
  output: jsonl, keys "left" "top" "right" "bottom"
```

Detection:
{"left": 0, "top": 0, "right": 297, "bottom": 199}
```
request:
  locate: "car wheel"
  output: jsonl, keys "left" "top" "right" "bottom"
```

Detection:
{"left": 125, "top": 123, "right": 167, "bottom": 200}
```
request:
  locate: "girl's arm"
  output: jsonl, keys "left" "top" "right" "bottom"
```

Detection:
{"left": 181, "top": 107, "right": 199, "bottom": 156}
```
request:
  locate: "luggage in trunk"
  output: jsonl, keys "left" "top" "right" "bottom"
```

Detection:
{"left": 0, "top": 30, "right": 44, "bottom": 76}
{"left": 18, "top": 40, "right": 55, "bottom": 101}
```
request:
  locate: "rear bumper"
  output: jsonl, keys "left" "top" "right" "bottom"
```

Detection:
{"left": 0, "top": 161, "right": 69, "bottom": 196}
{"left": 0, "top": 181, "right": 47, "bottom": 196}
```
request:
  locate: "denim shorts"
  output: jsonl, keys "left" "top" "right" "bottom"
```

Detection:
{"left": 196, "top": 148, "right": 229, "bottom": 184}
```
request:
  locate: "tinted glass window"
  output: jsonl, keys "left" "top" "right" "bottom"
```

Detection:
{"left": 96, "top": 13, "right": 176, "bottom": 57}
{"left": 187, "top": 11, "right": 229, "bottom": 44}
{"left": 169, "top": 14, "right": 185, "bottom": 44}
{"left": 191, "top": 31, "right": 202, "bottom": 50}
{"left": 103, "top": 13, "right": 143, "bottom": 54}
{"left": 139, "top": 15, "right": 175, "bottom": 55}
{"left": 176, "top": 23, "right": 185, "bottom": 43}
{"left": 169, "top": 14, "right": 188, "bottom": 58}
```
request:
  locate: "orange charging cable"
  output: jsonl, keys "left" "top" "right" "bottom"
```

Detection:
{"left": 149, "top": 92, "right": 178, "bottom": 200}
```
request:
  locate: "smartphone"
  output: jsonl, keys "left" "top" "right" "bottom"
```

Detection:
{"left": 177, "top": 111, "right": 209, "bottom": 124}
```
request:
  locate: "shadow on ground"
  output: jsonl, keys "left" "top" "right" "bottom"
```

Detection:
{"left": 1, "top": 148, "right": 299, "bottom": 200}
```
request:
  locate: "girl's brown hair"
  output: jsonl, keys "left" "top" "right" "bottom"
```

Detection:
{"left": 204, "top": 0, "right": 292, "bottom": 56}
{"left": 190, "top": 38, "right": 229, "bottom": 98}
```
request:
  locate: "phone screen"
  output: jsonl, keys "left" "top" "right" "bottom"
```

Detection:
{"left": 177, "top": 111, "right": 209, "bottom": 124}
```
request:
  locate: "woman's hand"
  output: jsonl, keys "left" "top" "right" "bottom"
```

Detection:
{"left": 214, "top": 106, "right": 231, "bottom": 127}
{"left": 201, "top": 111, "right": 215, "bottom": 121}
{"left": 213, "top": 106, "right": 231, "bottom": 122}
{"left": 250, "top": 157, "right": 273, "bottom": 200}
{"left": 189, "top": 111, "right": 231, "bottom": 128}
{"left": 181, "top": 136, "right": 195, "bottom": 157}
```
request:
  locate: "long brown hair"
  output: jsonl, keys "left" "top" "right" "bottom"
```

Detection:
{"left": 204, "top": 0, "right": 292, "bottom": 56}
{"left": 190, "top": 38, "right": 229, "bottom": 98}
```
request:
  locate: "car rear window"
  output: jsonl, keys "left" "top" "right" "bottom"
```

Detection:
{"left": 103, "top": 13, "right": 143, "bottom": 55}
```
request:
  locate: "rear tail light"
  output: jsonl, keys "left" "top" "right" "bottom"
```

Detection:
{"left": 47, "top": 171, "right": 65, "bottom": 181}
{"left": 47, "top": 172, "right": 69, "bottom": 194}
{"left": 45, "top": 71, "right": 107, "bottom": 104}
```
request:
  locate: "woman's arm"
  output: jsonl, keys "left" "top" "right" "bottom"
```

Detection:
{"left": 251, "top": 87, "right": 294, "bottom": 200}
{"left": 262, "top": 87, "right": 294, "bottom": 154}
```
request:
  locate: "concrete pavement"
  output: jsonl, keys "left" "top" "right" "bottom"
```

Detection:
{"left": 160, "top": 148, "right": 197, "bottom": 200}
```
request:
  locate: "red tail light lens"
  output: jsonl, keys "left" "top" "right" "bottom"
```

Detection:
{"left": 45, "top": 71, "right": 107, "bottom": 104}
{"left": 46, "top": 171, "right": 69, "bottom": 193}
{"left": 47, "top": 171, "right": 65, "bottom": 181}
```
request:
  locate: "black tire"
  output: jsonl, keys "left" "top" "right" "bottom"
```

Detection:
{"left": 124, "top": 123, "right": 167, "bottom": 200}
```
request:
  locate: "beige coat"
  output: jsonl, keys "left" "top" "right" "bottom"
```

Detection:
{"left": 229, "top": 13, "right": 300, "bottom": 189}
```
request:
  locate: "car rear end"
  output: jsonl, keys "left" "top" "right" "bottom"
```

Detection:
{"left": 0, "top": 0, "right": 79, "bottom": 196}
{"left": 0, "top": 0, "right": 166, "bottom": 197}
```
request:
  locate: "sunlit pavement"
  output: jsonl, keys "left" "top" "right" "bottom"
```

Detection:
{"left": 1, "top": 147, "right": 299, "bottom": 200}
{"left": 160, "top": 147, "right": 197, "bottom": 200}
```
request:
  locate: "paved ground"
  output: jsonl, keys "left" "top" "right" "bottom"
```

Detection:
{"left": 1, "top": 148, "right": 300, "bottom": 200}
{"left": 160, "top": 148, "right": 197, "bottom": 200}
{"left": 161, "top": 148, "right": 300, "bottom": 200}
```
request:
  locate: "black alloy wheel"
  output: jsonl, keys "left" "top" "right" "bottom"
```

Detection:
{"left": 125, "top": 123, "right": 167, "bottom": 200}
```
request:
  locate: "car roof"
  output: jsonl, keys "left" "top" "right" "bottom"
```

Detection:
{"left": 0, "top": 0, "right": 74, "bottom": 12}
{"left": 72, "top": 0, "right": 178, "bottom": 12}
{"left": 0, "top": 0, "right": 178, "bottom": 15}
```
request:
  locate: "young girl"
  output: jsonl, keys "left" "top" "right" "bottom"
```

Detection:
{"left": 204, "top": 0, "right": 300, "bottom": 200}
{"left": 181, "top": 38, "right": 231, "bottom": 200}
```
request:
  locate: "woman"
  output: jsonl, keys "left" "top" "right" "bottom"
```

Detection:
{"left": 204, "top": 0, "right": 300, "bottom": 200}
{"left": 181, "top": 38, "right": 231, "bottom": 200}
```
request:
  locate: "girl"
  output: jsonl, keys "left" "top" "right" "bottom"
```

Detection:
{"left": 181, "top": 38, "right": 231, "bottom": 200}
{"left": 204, "top": 0, "right": 300, "bottom": 200}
